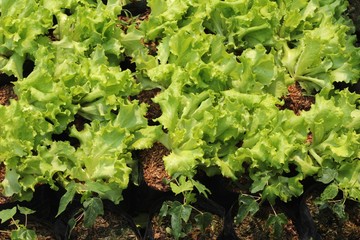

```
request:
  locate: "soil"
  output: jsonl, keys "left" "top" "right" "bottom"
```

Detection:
{"left": 277, "top": 82, "right": 315, "bottom": 115}
{"left": 348, "top": 0, "right": 360, "bottom": 44}
{"left": 69, "top": 210, "right": 141, "bottom": 240}
{"left": 0, "top": 215, "right": 56, "bottom": 240}
{"left": 0, "top": 83, "right": 17, "bottom": 106}
{"left": 232, "top": 204, "right": 299, "bottom": 240}
{"left": 138, "top": 142, "right": 171, "bottom": 192}
{"left": 0, "top": 2, "right": 359, "bottom": 240}
{"left": 304, "top": 187, "right": 360, "bottom": 240}
{"left": 150, "top": 212, "right": 224, "bottom": 240}
{"left": 26, "top": 221, "right": 56, "bottom": 240}
{"left": 118, "top": 5, "right": 150, "bottom": 33}
{"left": 133, "top": 88, "right": 172, "bottom": 191}
{"left": 135, "top": 88, "right": 162, "bottom": 125}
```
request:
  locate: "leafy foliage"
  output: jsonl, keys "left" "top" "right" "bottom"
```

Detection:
{"left": 157, "top": 176, "right": 214, "bottom": 240}
{"left": 0, "top": 206, "right": 37, "bottom": 240}
{"left": 0, "top": 0, "right": 359, "bottom": 238}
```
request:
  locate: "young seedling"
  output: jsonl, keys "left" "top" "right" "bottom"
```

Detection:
{"left": 0, "top": 205, "right": 36, "bottom": 240}
{"left": 66, "top": 197, "right": 104, "bottom": 239}
{"left": 156, "top": 175, "right": 216, "bottom": 240}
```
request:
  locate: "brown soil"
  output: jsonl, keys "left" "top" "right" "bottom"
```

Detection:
{"left": 141, "top": 38, "right": 159, "bottom": 56}
{"left": 118, "top": 5, "right": 159, "bottom": 56}
{"left": 0, "top": 217, "right": 56, "bottom": 240}
{"left": 138, "top": 142, "right": 171, "bottom": 192}
{"left": 305, "top": 188, "right": 360, "bottom": 239}
{"left": 233, "top": 205, "right": 299, "bottom": 240}
{"left": 118, "top": 7, "right": 151, "bottom": 33}
{"left": 150, "top": 212, "right": 224, "bottom": 240}
{"left": 118, "top": 7, "right": 159, "bottom": 55}
{"left": 134, "top": 88, "right": 171, "bottom": 191}
{"left": 70, "top": 210, "right": 140, "bottom": 240}
{"left": 277, "top": 82, "right": 315, "bottom": 115}
{"left": 27, "top": 221, "right": 56, "bottom": 240}
{"left": 306, "top": 132, "right": 313, "bottom": 144}
{"left": 0, "top": 83, "right": 17, "bottom": 106}
{"left": 135, "top": 88, "right": 162, "bottom": 123}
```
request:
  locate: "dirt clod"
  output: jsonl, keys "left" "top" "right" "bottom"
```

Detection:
{"left": 0, "top": 83, "right": 17, "bottom": 105}
{"left": 277, "top": 82, "right": 315, "bottom": 115}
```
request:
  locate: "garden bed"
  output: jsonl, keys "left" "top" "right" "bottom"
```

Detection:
{"left": 1, "top": 0, "right": 360, "bottom": 239}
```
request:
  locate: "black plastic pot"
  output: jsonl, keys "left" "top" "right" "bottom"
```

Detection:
{"left": 54, "top": 199, "right": 142, "bottom": 240}
{"left": 300, "top": 183, "right": 360, "bottom": 240}
{"left": 120, "top": 0, "right": 148, "bottom": 16}
{"left": 226, "top": 198, "right": 307, "bottom": 240}
{"left": 0, "top": 185, "right": 61, "bottom": 239}
{"left": 144, "top": 195, "right": 226, "bottom": 240}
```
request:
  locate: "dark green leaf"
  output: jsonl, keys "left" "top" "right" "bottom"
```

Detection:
{"left": 192, "top": 179, "right": 211, "bottom": 198}
{"left": 83, "top": 197, "right": 104, "bottom": 228}
{"left": 234, "top": 195, "right": 259, "bottom": 224}
{"left": 163, "top": 201, "right": 192, "bottom": 240}
{"left": 194, "top": 212, "right": 212, "bottom": 232}
{"left": 266, "top": 213, "right": 287, "bottom": 239}
{"left": 159, "top": 201, "right": 170, "bottom": 218}
{"left": 56, "top": 182, "right": 77, "bottom": 217}
{"left": 332, "top": 202, "right": 347, "bottom": 220}
{"left": 183, "top": 192, "right": 197, "bottom": 205}
{"left": 67, "top": 211, "right": 81, "bottom": 239}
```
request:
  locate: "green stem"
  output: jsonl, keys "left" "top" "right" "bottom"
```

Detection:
{"left": 309, "top": 148, "right": 323, "bottom": 166}
{"left": 235, "top": 24, "right": 269, "bottom": 40}
{"left": 295, "top": 75, "right": 326, "bottom": 88}
{"left": 11, "top": 217, "right": 20, "bottom": 229}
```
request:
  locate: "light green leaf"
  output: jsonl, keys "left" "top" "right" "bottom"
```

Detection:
{"left": 17, "top": 206, "right": 35, "bottom": 215}
{"left": 0, "top": 207, "right": 16, "bottom": 224}
{"left": 11, "top": 228, "right": 37, "bottom": 240}
{"left": 3, "top": 169, "right": 22, "bottom": 197}
{"left": 170, "top": 176, "right": 194, "bottom": 195}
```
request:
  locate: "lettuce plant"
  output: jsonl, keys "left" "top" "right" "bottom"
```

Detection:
{"left": 129, "top": 0, "right": 360, "bottom": 204}
{"left": 0, "top": 0, "right": 161, "bottom": 214}
{"left": 0, "top": 0, "right": 359, "bottom": 234}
